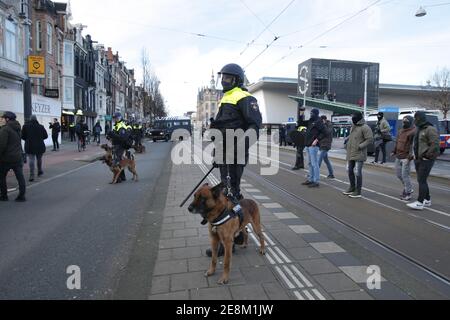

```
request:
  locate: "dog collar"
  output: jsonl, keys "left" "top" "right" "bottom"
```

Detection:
{"left": 210, "top": 205, "right": 243, "bottom": 227}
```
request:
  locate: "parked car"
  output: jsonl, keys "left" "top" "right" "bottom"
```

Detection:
{"left": 439, "top": 119, "right": 450, "bottom": 154}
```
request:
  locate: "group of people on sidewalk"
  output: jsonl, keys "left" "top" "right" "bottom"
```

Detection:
{"left": 289, "top": 108, "right": 440, "bottom": 210}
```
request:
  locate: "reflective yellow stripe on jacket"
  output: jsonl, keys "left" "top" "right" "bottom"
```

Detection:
{"left": 113, "top": 121, "right": 128, "bottom": 132}
{"left": 219, "top": 87, "right": 252, "bottom": 107}
{"left": 297, "top": 126, "right": 307, "bottom": 132}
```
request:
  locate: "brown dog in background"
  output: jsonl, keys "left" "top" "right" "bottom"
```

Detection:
{"left": 100, "top": 144, "right": 138, "bottom": 184}
{"left": 188, "top": 183, "right": 265, "bottom": 284}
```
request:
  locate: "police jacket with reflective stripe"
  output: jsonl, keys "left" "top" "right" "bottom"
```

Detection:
{"left": 212, "top": 87, "right": 262, "bottom": 131}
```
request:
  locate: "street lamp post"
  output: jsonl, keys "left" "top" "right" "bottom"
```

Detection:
{"left": 20, "top": 0, "right": 32, "bottom": 122}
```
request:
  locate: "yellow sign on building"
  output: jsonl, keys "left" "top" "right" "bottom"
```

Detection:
{"left": 28, "top": 56, "right": 45, "bottom": 78}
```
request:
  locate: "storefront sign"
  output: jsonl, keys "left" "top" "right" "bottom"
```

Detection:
{"left": 28, "top": 56, "right": 45, "bottom": 78}
{"left": 32, "top": 95, "right": 61, "bottom": 117}
{"left": 44, "top": 88, "right": 59, "bottom": 98}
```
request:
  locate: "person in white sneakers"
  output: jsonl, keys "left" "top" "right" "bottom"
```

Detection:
{"left": 407, "top": 112, "right": 440, "bottom": 210}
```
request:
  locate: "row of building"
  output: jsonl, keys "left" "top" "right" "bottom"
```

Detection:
{"left": 0, "top": 0, "right": 160, "bottom": 145}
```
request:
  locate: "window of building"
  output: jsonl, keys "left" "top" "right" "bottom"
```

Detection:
{"left": 5, "top": 20, "right": 18, "bottom": 62}
{"left": 36, "top": 21, "right": 42, "bottom": 50}
{"left": 36, "top": 78, "right": 43, "bottom": 95}
{"left": 64, "top": 78, "right": 74, "bottom": 104}
{"left": 46, "top": 67, "right": 53, "bottom": 88}
{"left": 64, "top": 43, "right": 73, "bottom": 69}
{"left": 47, "top": 22, "right": 52, "bottom": 54}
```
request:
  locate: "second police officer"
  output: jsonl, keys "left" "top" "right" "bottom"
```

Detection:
{"left": 107, "top": 112, "right": 132, "bottom": 183}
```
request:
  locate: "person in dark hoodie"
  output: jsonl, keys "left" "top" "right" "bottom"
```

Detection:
{"left": 391, "top": 116, "right": 416, "bottom": 201}
{"left": 0, "top": 111, "right": 26, "bottom": 202}
{"left": 49, "top": 118, "right": 61, "bottom": 151}
{"left": 407, "top": 112, "right": 440, "bottom": 210}
{"left": 22, "top": 115, "right": 48, "bottom": 182}
{"left": 298, "top": 108, "right": 326, "bottom": 188}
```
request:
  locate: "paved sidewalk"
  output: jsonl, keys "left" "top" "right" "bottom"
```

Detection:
{"left": 149, "top": 161, "right": 411, "bottom": 300}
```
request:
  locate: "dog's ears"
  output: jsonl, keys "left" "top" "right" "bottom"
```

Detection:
{"left": 211, "top": 182, "right": 225, "bottom": 199}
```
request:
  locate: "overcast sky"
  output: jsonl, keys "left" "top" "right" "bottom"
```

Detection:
{"left": 68, "top": 0, "right": 450, "bottom": 116}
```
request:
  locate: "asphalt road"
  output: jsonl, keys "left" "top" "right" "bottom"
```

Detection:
{"left": 241, "top": 146, "right": 450, "bottom": 298}
{"left": 0, "top": 141, "right": 172, "bottom": 299}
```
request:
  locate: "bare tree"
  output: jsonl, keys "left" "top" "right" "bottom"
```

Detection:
{"left": 141, "top": 48, "right": 167, "bottom": 122}
{"left": 430, "top": 67, "right": 450, "bottom": 119}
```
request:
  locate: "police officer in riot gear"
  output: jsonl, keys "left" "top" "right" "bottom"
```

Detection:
{"left": 210, "top": 63, "right": 262, "bottom": 200}
{"left": 107, "top": 112, "right": 131, "bottom": 183}
{"left": 206, "top": 63, "right": 262, "bottom": 257}
{"left": 292, "top": 105, "right": 307, "bottom": 170}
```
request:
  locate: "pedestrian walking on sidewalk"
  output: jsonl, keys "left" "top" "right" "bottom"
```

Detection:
{"left": 391, "top": 116, "right": 416, "bottom": 201}
{"left": 21, "top": 115, "right": 48, "bottom": 182}
{"left": 93, "top": 121, "right": 102, "bottom": 145}
{"left": 49, "top": 118, "right": 61, "bottom": 151}
{"left": 407, "top": 112, "right": 440, "bottom": 210}
{"left": 373, "top": 112, "right": 391, "bottom": 164}
{"left": 343, "top": 111, "right": 373, "bottom": 198}
{"left": 0, "top": 111, "right": 26, "bottom": 202}
{"left": 298, "top": 108, "right": 326, "bottom": 188}
{"left": 318, "top": 115, "right": 335, "bottom": 179}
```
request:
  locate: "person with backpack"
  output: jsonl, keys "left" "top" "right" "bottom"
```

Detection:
{"left": 107, "top": 112, "right": 132, "bottom": 183}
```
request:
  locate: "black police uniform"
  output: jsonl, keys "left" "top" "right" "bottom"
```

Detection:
{"left": 211, "top": 86, "right": 262, "bottom": 200}
{"left": 107, "top": 120, "right": 131, "bottom": 182}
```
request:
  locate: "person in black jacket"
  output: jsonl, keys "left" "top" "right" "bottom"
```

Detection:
{"left": 318, "top": 115, "right": 335, "bottom": 179}
{"left": 298, "top": 108, "right": 326, "bottom": 187}
{"left": 22, "top": 115, "right": 48, "bottom": 181}
{"left": 0, "top": 111, "right": 26, "bottom": 202}
{"left": 49, "top": 118, "right": 61, "bottom": 151}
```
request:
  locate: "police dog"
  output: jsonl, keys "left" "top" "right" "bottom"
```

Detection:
{"left": 188, "top": 183, "right": 265, "bottom": 285}
{"left": 100, "top": 144, "right": 138, "bottom": 184}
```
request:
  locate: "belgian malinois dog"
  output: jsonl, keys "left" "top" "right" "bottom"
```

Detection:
{"left": 188, "top": 183, "right": 265, "bottom": 284}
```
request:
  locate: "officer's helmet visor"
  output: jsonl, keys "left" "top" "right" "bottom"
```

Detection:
{"left": 217, "top": 73, "right": 236, "bottom": 90}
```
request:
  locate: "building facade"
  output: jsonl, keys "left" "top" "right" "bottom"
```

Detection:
{"left": 298, "top": 58, "right": 380, "bottom": 108}
{"left": 196, "top": 72, "right": 222, "bottom": 127}
{"left": 0, "top": 0, "right": 28, "bottom": 123}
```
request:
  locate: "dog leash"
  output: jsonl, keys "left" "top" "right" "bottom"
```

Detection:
{"left": 180, "top": 164, "right": 216, "bottom": 208}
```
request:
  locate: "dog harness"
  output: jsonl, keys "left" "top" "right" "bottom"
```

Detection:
{"left": 210, "top": 204, "right": 243, "bottom": 227}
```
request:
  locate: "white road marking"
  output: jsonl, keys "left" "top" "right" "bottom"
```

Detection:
{"left": 262, "top": 202, "right": 283, "bottom": 209}
{"left": 275, "top": 266, "right": 295, "bottom": 289}
{"left": 290, "top": 265, "right": 313, "bottom": 288}
{"left": 273, "top": 212, "right": 298, "bottom": 220}
{"left": 263, "top": 232, "right": 276, "bottom": 246}
{"left": 312, "top": 289, "right": 326, "bottom": 300}
{"left": 253, "top": 195, "right": 271, "bottom": 200}
{"left": 282, "top": 265, "right": 304, "bottom": 288}
{"left": 289, "top": 225, "right": 319, "bottom": 234}
{"left": 302, "top": 290, "right": 316, "bottom": 300}
{"left": 274, "top": 246, "right": 292, "bottom": 263}
{"left": 267, "top": 247, "right": 284, "bottom": 264}
{"left": 294, "top": 291, "right": 305, "bottom": 300}
{"left": 245, "top": 188, "right": 262, "bottom": 193}
{"left": 265, "top": 252, "right": 276, "bottom": 265}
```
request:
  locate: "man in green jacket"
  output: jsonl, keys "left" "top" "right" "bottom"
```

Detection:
{"left": 0, "top": 111, "right": 26, "bottom": 202}
{"left": 343, "top": 111, "right": 373, "bottom": 198}
{"left": 407, "top": 111, "right": 440, "bottom": 210}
